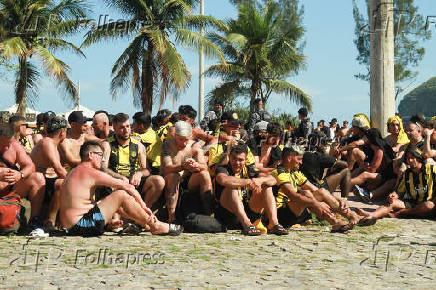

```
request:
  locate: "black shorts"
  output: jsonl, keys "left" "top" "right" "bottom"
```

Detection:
{"left": 214, "top": 199, "right": 261, "bottom": 230}
{"left": 314, "top": 179, "right": 330, "bottom": 190}
{"left": 94, "top": 175, "right": 150, "bottom": 201}
{"left": 277, "top": 206, "right": 311, "bottom": 228}
{"left": 44, "top": 177, "right": 58, "bottom": 204}
{"left": 66, "top": 205, "right": 106, "bottom": 237}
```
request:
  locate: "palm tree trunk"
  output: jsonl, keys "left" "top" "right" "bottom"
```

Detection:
{"left": 16, "top": 55, "right": 27, "bottom": 117}
{"left": 249, "top": 78, "right": 261, "bottom": 114}
{"left": 142, "top": 45, "right": 154, "bottom": 114}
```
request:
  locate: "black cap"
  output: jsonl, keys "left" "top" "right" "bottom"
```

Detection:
{"left": 298, "top": 107, "right": 308, "bottom": 116}
{"left": 330, "top": 118, "right": 337, "bottom": 124}
{"left": 405, "top": 145, "right": 423, "bottom": 161}
{"left": 221, "top": 111, "right": 240, "bottom": 125}
{"left": 68, "top": 111, "right": 92, "bottom": 124}
{"left": 36, "top": 111, "right": 56, "bottom": 125}
{"left": 46, "top": 116, "right": 68, "bottom": 133}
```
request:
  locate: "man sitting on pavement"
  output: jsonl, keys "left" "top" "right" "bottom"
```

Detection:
{"left": 161, "top": 121, "right": 213, "bottom": 222}
{"left": 272, "top": 145, "right": 366, "bottom": 232}
{"left": 101, "top": 113, "right": 165, "bottom": 211}
{"left": 214, "top": 143, "right": 288, "bottom": 235}
{"left": 357, "top": 145, "right": 435, "bottom": 220}
{"left": 60, "top": 141, "right": 182, "bottom": 237}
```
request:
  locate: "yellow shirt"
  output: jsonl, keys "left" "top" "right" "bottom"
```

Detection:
{"left": 271, "top": 167, "right": 307, "bottom": 208}
{"left": 208, "top": 142, "right": 256, "bottom": 177}
{"left": 132, "top": 128, "right": 162, "bottom": 168}
{"left": 397, "top": 163, "right": 436, "bottom": 202}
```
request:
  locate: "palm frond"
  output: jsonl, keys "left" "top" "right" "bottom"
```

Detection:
{"left": 265, "top": 79, "right": 311, "bottom": 111}
{"left": 15, "top": 59, "right": 40, "bottom": 108}
{"left": 1, "top": 37, "right": 27, "bottom": 59}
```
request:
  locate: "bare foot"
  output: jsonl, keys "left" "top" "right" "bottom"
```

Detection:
{"left": 106, "top": 219, "right": 123, "bottom": 231}
{"left": 356, "top": 208, "right": 371, "bottom": 217}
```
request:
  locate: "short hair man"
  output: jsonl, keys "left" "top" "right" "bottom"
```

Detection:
{"left": 18, "top": 116, "right": 69, "bottom": 230}
{"left": 272, "top": 145, "right": 363, "bottom": 232}
{"left": 59, "top": 111, "right": 99, "bottom": 170}
{"left": 177, "top": 105, "right": 217, "bottom": 146}
{"left": 59, "top": 141, "right": 182, "bottom": 236}
{"left": 214, "top": 143, "right": 288, "bottom": 235}
{"left": 132, "top": 111, "right": 162, "bottom": 176}
{"left": 357, "top": 145, "right": 435, "bottom": 220}
{"left": 92, "top": 111, "right": 113, "bottom": 139}
{"left": 161, "top": 121, "right": 213, "bottom": 222}
{"left": 9, "top": 115, "right": 34, "bottom": 154}
{"left": 200, "top": 100, "right": 223, "bottom": 132}
{"left": 101, "top": 113, "right": 165, "bottom": 211}
{"left": 293, "top": 107, "right": 313, "bottom": 140}
{"left": 247, "top": 99, "right": 271, "bottom": 138}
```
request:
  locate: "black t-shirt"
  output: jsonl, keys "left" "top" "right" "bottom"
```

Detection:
{"left": 247, "top": 138, "right": 282, "bottom": 167}
{"left": 215, "top": 163, "right": 259, "bottom": 200}
{"left": 301, "top": 151, "right": 336, "bottom": 184}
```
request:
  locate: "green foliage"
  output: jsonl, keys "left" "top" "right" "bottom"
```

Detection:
{"left": 398, "top": 77, "right": 436, "bottom": 117}
{"left": 270, "top": 110, "right": 299, "bottom": 128}
{"left": 0, "top": 0, "right": 91, "bottom": 115}
{"left": 83, "top": 0, "right": 225, "bottom": 113}
{"left": 352, "top": 0, "right": 432, "bottom": 95}
{"left": 205, "top": 0, "right": 311, "bottom": 113}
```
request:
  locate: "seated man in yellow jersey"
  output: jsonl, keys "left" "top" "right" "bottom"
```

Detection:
{"left": 101, "top": 113, "right": 165, "bottom": 211}
{"left": 272, "top": 145, "right": 363, "bottom": 232}
{"left": 9, "top": 115, "right": 34, "bottom": 154}
{"left": 357, "top": 146, "right": 436, "bottom": 220}
{"left": 131, "top": 112, "right": 162, "bottom": 186}
{"left": 214, "top": 143, "right": 288, "bottom": 236}
{"left": 208, "top": 111, "right": 257, "bottom": 177}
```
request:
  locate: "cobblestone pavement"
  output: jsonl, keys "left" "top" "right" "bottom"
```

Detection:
{"left": 0, "top": 217, "right": 435, "bottom": 289}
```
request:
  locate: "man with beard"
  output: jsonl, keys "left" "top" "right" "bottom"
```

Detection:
{"left": 92, "top": 111, "right": 114, "bottom": 140}
{"left": 101, "top": 113, "right": 165, "bottom": 211}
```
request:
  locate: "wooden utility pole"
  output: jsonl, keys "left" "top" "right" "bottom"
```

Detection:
{"left": 369, "top": 0, "right": 395, "bottom": 137}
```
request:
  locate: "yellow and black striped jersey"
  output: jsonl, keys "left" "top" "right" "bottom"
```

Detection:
{"left": 397, "top": 163, "right": 436, "bottom": 202}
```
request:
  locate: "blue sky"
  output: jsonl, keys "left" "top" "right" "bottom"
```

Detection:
{"left": 0, "top": 0, "right": 435, "bottom": 124}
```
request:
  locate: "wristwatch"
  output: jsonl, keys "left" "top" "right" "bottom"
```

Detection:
{"left": 20, "top": 171, "right": 24, "bottom": 179}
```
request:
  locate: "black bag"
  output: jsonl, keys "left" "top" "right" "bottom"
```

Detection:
{"left": 183, "top": 213, "right": 225, "bottom": 233}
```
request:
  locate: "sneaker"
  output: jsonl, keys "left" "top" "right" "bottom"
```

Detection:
{"left": 354, "top": 185, "right": 371, "bottom": 202}
{"left": 28, "top": 228, "right": 49, "bottom": 238}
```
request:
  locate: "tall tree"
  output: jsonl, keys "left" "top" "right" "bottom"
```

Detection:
{"left": 82, "top": 0, "right": 226, "bottom": 113}
{"left": 0, "top": 0, "right": 90, "bottom": 116}
{"left": 352, "top": 0, "right": 432, "bottom": 98}
{"left": 205, "top": 0, "right": 310, "bottom": 113}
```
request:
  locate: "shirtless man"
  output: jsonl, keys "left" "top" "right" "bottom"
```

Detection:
{"left": 177, "top": 105, "right": 217, "bottom": 146}
{"left": 33, "top": 111, "right": 55, "bottom": 145}
{"left": 59, "top": 111, "right": 100, "bottom": 170}
{"left": 337, "top": 121, "right": 350, "bottom": 142}
{"left": 9, "top": 115, "right": 34, "bottom": 154}
{"left": 92, "top": 111, "right": 113, "bottom": 139}
{"left": 60, "top": 141, "right": 182, "bottom": 236}
{"left": 0, "top": 124, "right": 39, "bottom": 220}
{"left": 161, "top": 121, "right": 213, "bottom": 222}
{"left": 28, "top": 116, "right": 68, "bottom": 229}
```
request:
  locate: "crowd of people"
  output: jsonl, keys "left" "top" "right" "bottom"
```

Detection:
{"left": 0, "top": 99, "right": 434, "bottom": 237}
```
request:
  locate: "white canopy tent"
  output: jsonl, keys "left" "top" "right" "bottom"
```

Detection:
{"left": 4, "top": 104, "right": 41, "bottom": 115}
{"left": 61, "top": 105, "right": 95, "bottom": 121}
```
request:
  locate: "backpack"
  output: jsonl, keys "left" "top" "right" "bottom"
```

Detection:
{"left": 0, "top": 193, "right": 26, "bottom": 235}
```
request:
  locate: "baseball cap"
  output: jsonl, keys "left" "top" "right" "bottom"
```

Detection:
{"left": 174, "top": 121, "right": 192, "bottom": 137}
{"left": 405, "top": 145, "right": 423, "bottom": 161}
{"left": 36, "top": 111, "right": 56, "bottom": 125}
{"left": 221, "top": 111, "right": 240, "bottom": 125}
{"left": 284, "top": 144, "right": 305, "bottom": 155}
{"left": 68, "top": 111, "right": 92, "bottom": 124}
{"left": 46, "top": 116, "right": 68, "bottom": 133}
{"left": 351, "top": 116, "right": 369, "bottom": 130}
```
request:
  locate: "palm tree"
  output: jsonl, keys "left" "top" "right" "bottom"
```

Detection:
{"left": 82, "top": 0, "right": 226, "bottom": 113}
{"left": 205, "top": 0, "right": 311, "bottom": 113}
{"left": 0, "top": 0, "right": 90, "bottom": 116}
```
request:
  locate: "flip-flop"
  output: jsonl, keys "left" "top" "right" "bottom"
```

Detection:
{"left": 267, "top": 224, "right": 289, "bottom": 236}
{"left": 241, "top": 225, "right": 261, "bottom": 236}
{"left": 357, "top": 217, "right": 377, "bottom": 227}
{"left": 331, "top": 223, "right": 354, "bottom": 233}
